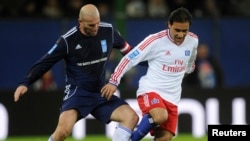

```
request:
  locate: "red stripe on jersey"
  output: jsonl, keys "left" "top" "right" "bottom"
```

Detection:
{"left": 111, "top": 58, "right": 130, "bottom": 83}
{"left": 188, "top": 32, "right": 198, "bottom": 39}
{"left": 138, "top": 31, "right": 167, "bottom": 51}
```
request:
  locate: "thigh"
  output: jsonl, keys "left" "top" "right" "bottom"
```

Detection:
{"left": 110, "top": 104, "right": 138, "bottom": 130}
{"left": 56, "top": 109, "right": 79, "bottom": 132}
{"left": 158, "top": 100, "right": 178, "bottom": 136}
{"left": 91, "top": 95, "right": 128, "bottom": 123}
{"left": 138, "top": 92, "right": 178, "bottom": 136}
{"left": 137, "top": 92, "right": 166, "bottom": 115}
{"left": 110, "top": 104, "right": 136, "bottom": 121}
{"left": 61, "top": 86, "right": 98, "bottom": 118}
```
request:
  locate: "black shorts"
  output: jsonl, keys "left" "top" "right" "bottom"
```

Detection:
{"left": 61, "top": 85, "right": 128, "bottom": 123}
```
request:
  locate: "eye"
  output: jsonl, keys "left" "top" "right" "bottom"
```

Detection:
{"left": 182, "top": 30, "right": 188, "bottom": 33}
{"left": 88, "top": 24, "right": 95, "bottom": 27}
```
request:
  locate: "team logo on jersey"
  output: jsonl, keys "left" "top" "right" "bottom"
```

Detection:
{"left": 75, "top": 44, "right": 82, "bottom": 50}
{"left": 101, "top": 40, "right": 107, "bottom": 53}
{"left": 151, "top": 98, "right": 160, "bottom": 105}
{"left": 185, "top": 50, "right": 190, "bottom": 56}
{"left": 165, "top": 50, "right": 171, "bottom": 55}
{"left": 128, "top": 49, "right": 139, "bottom": 59}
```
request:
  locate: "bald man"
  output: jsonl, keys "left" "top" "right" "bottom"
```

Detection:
{"left": 14, "top": 4, "right": 138, "bottom": 141}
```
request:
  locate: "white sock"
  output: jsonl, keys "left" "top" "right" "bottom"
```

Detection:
{"left": 112, "top": 124, "right": 132, "bottom": 141}
{"left": 48, "top": 135, "right": 53, "bottom": 141}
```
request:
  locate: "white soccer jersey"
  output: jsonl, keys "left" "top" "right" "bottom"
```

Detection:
{"left": 109, "top": 29, "right": 198, "bottom": 105}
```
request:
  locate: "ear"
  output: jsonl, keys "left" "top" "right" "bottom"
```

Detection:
{"left": 167, "top": 21, "right": 171, "bottom": 29}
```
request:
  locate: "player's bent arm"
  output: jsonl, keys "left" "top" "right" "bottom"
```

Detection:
{"left": 14, "top": 85, "right": 28, "bottom": 102}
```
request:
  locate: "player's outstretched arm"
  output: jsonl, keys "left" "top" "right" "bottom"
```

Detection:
{"left": 101, "top": 83, "right": 117, "bottom": 100}
{"left": 14, "top": 85, "right": 28, "bottom": 102}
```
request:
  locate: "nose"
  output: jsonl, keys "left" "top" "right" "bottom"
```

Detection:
{"left": 178, "top": 32, "right": 186, "bottom": 38}
{"left": 93, "top": 24, "right": 99, "bottom": 30}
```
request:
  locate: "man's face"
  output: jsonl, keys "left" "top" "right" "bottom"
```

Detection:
{"left": 79, "top": 17, "right": 100, "bottom": 36}
{"left": 168, "top": 21, "right": 190, "bottom": 45}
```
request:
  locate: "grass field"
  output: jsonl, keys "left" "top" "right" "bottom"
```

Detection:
{"left": 4, "top": 134, "right": 207, "bottom": 141}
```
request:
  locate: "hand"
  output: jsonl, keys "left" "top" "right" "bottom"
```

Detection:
{"left": 101, "top": 83, "right": 117, "bottom": 100}
{"left": 14, "top": 85, "right": 28, "bottom": 102}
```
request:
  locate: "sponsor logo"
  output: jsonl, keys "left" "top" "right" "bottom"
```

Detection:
{"left": 128, "top": 49, "right": 139, "bottom": 59}
{"left": 77, "top": 57, "right": 108, "bottom": 66}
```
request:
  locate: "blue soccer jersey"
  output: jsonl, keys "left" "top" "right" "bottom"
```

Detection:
{"left": 19, "top": 22, "right": 131, "bottom": 93}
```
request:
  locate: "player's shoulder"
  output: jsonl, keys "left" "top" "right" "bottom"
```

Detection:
{"left": 99, "top": 22, "right": 113, "bottom": 28}
{"left": 187, "top": 31, "right": 198, "bottom": 39}
{"left": 139, "top": 30, "right": 167, "bottom": 49}
{"left": 147, "top": 29, "right": 167, "bottom": 40}
{"left": 62, "top": 26, "right": 78, "bottom": 39}
{"left": 153, "top": 29, "right": 167, "bottom": 36}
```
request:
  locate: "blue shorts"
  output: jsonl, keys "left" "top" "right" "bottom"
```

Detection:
{"left": 61, "top": 85, "right": 128, "bottom": 123}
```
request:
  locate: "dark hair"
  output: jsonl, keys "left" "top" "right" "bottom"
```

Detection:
{"left": 168, "top": 7, "right": 192, "bottom": 25}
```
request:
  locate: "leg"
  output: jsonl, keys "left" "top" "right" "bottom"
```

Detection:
{"left": 153, "top": 99, "right": 178, "bottom": 141}
{"left": 154, "top": 130, "right": 174, "bottom": 141}
{"left": 110, "top": 104, "right": 139, "bottom": 141}
{"left": 131, "top": 93, "right": 168, "bottom": 141}
{"left": 110, "top": 104, "right": 138, "bottom": 130}
{"left": 49, "top": 109, "right": 78, "bottom": 141}
{"left": 131, "top": 108, "right": 167, "bottom": 141}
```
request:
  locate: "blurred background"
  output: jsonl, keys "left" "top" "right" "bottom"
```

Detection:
{"left": 0, "top": 0, "right": 250, "bottom": 139}
{"left": 0, "top": 0, "right": 250, "bottom": 89}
